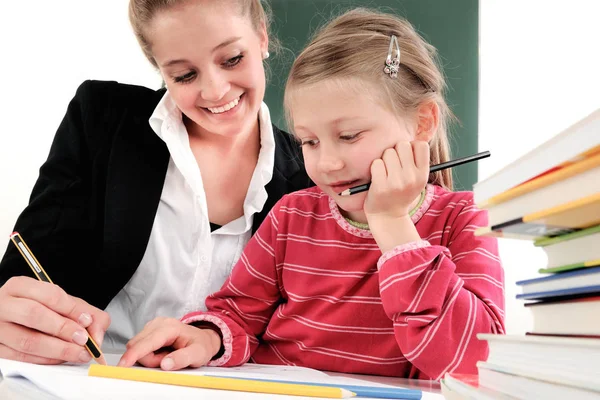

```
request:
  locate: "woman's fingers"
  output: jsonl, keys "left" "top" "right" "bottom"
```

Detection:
{"left": 4, "top": 277, "right": 92, "bottom": 322}
{"left": 0, "top": 277, "right": 105, "bottom": 363}
{"left": 74, "top": 298, "right": 111, "bottom": 350}
{"left": 0, "top": 322, "right": 92, "bottom": 363}
{"left": 1, "top": 277, "right": 110, "bottom": 347}
{"left": 0, "top": 343, "right": 63, "bottom": 365}
{"left": 0, "top": 296, "right": 93, "bottom": 347}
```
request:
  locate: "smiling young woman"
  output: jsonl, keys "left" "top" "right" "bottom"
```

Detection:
{"left": 0, "top": 0, "right": 312, "bottom": 365}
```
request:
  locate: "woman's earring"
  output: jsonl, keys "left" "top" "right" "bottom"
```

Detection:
{"left": 263, "top": 51, "right": 270, "bottom": 60}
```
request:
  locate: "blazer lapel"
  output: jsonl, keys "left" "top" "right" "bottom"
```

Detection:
{"left": 101, "top": 116, "right": 304, "bottom": 300}
{"left": 252, "top": 124, "right": 310, "bottom": 233}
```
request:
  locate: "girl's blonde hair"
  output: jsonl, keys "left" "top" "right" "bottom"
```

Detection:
{"left": 284, "top": 8, "right": 454, "bottom": 189}
{"left": 129, "top": 0, "right": 278, "bottom": 68}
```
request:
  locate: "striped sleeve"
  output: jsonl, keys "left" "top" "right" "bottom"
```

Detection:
{"left": 377, "top": 198, "right": 505, "bottom": 380}
{"left": 181, "top": 200, "right": 284, "bottom": 366}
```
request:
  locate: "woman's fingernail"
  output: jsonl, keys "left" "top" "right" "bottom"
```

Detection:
{"left": 117, "top": 358, "right": 127, "bottom": 367}
{"left": 72, "top": 331, "right": 88, "bottom": 346}
{"left": 161, "top": 358, "right": 174, "bottom": 370}
{"left": 79, "top": 350, "right": 92, "bottom": 362}
{"left": 79, "top": 313, "right": 92, "bottom": 327}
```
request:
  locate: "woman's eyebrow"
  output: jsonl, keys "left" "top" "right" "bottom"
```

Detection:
{"left": 212, "top": 36, "right": 242, "bottom": 53}
{"left": 161, "top": 37, "right": 242, "bottom": 67}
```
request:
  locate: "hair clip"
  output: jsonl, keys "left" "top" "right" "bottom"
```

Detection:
{"left": 384, "top": 35, "right": 400, "bottom": 79}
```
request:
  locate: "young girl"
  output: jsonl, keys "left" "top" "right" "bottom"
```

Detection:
{"left": 120, "top": 8, "right": 505, "bottom": 379}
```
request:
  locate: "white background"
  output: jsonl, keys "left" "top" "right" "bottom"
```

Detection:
{"left": 1, "top": 1, "right": 599, "bottom": 334}
{"left": 479, "top": 0, "right": 600, "bottom": 333}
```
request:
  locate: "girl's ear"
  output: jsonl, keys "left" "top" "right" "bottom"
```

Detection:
{"left": 415, "top": 100, "right": 439, "bottom": 142}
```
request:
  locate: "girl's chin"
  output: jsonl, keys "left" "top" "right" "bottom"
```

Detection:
{"left": 336, "top": 202, "right": 366, "bottom": 219}
{"left": 335, "top": 195, "right": 366, "bottom": 212}
{"left": 338, "top": 204, "right": 364, "bottom": 213}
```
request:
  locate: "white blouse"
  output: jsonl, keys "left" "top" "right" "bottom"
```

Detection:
{"left": 103, "top": 91, "right": 275, "bottom": 350}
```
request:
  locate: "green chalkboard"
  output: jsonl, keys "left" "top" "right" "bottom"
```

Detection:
{"left": 264, "top": 0, "right": 479, "bottom": 191}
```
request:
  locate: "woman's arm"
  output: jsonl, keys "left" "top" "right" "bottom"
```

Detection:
{"left": 0, "top": 80, "right": 100, "bottom": 289}
{"left": 0, "top": 81, "right": 112, "bottom": 364}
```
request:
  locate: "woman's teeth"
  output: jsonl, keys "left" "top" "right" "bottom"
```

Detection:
{"left": 207, "top": 96, "right": 240, "bottom": 114}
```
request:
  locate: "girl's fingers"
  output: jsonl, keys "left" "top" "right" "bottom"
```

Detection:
{"left": 381, "top": 148, "right": 402, "bottom": 183}
{"left": 126, "top": 317, "right": 169, "bottom": 350}
{"left": 369, "top": 159, "right": 387, "bottom": 190}
{"left": 135, "top": 349, "right": 171, "bottom": 368}
{"left": 125, "top": 326, "right": 154, "bottom": 351}
{"left": 394, "top": 141, "right": 415, "bottom": 170}
{"left": 411, "top": 140, "right": 430, "bottom": 171}
{"left": 119, "top": 325, "right": 179, "bottom": 367}
{"left": 160, "top": 343, "right": 213, "bottom": 371}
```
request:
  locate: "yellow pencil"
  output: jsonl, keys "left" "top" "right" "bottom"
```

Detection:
{"left": 88, "top": 364, "right": 355, "bottom": 398}
{"left": 9, "top": 232, "right": 107, "bottom": 365}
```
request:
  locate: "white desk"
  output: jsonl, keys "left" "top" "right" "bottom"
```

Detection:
{"left": 0, "top": 359, "right": 442, "bottom": 400}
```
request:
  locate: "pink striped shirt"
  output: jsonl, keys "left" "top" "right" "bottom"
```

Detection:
{"left": 183, "top": 184, "right": 505, "bottom": 379}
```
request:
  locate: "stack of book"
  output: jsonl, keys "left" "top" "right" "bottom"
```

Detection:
{"left": 441, "top": 108, "right": 600, "bottom": 400}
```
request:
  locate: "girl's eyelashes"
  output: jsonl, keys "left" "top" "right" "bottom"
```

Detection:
{"left": 299, "top": 132, "right": 363, "bottom": 147}
{"left": 300, "top": 139, "right": 319, "bottom": 147}
{"left": 173, "top": 71, "right": 196, "bottom": 84}
{"left": 339, "top": 132, "right": 362, "bottom": 141}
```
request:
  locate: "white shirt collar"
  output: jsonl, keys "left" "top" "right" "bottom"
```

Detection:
{"left": 148, "top": 90, "right": 275, "bottom": 235}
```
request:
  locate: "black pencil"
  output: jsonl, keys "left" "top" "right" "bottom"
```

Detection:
{"left": 9, "top": 232, "right": 107, "bottom": 365}
{"left": 339, "top": 150, "right": 491, "bottom": 196}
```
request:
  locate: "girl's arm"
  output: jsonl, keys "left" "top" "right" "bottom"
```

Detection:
{"left": 376, "top": 197, "right": 505, "bottom": 380}
{"left": 181, "top": 202, "right": 285, "bottom": 367}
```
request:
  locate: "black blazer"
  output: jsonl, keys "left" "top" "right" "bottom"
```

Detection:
{"left": 0, "top": 80, "right": 312, "bottom": 309}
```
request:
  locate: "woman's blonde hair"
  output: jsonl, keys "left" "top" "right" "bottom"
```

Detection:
{"left": 129, "top": 0, "right": 278, "bottom": 68}
{"left": 284, "top": 8, "right": 454, "bottom": 189}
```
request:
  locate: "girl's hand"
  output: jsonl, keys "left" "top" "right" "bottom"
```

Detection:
{"left": 364, "top": 141, "right": 429, "bottom": 253}
{"left": 364, "top": 141, "right": 430, "bottom": 219}
{"left": 118, "top": 317, "right": 222, "bottom": 371}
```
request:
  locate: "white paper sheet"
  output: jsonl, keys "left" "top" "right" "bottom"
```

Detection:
{"left": 0, "top": 354, "right": 444, "bottom": 400}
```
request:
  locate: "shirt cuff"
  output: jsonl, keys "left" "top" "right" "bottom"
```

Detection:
{"left": 377, "top": 240, "right": 431, "bottom": 270}
{"left": 181, "top": 313, "right": 233, "bottom": 366}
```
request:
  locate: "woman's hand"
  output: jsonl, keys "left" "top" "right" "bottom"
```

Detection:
{"left": 118, "top": 317, "right": 222, "bottom": 371}
{"left": 364, "top": 141, "right": 429, "bottom": 252}
{"left": 0, "top": 276, "right": 110, "bottom": 364}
